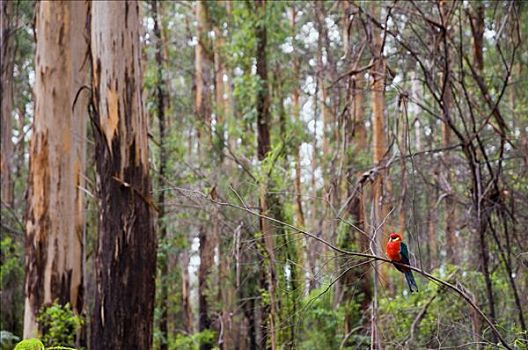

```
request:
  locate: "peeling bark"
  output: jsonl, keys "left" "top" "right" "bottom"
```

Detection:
{"left": 90, "top": 2, "right": 156, "bottom": 349}
{"left": 24, "top": 0, "right": 88, "bottom": 338}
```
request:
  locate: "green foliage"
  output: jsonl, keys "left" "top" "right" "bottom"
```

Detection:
{"left": 13, "top": 338, "right": 77, "bottom": 350}
{"left": 36, "top": 302, "right": 82, "bottom": 348}
{"left": 13, "top": 339, "right": 44, "bottom": 350}
{"left": 0, "top": 235, "right": 24, "bottom": 335}
{"left": 0, "top": 236, "right": 23, "bottom": 287}
{"left": 170, "top": 330, "right": 216, "bottom": 350}
{"left": 297, "top": 286, "right": 367, "bottom": 349}
{"left": 379, "top": 266, "right": 525, "bottom": 348}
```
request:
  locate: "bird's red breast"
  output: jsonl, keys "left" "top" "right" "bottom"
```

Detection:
{"left": 386, "top": 240, "right": 401, "bottom": 261}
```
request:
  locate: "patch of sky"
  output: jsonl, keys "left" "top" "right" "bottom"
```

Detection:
{"left": 298, "top": 21, "right": 318, "bottom": 47}
{"left": 280, "top": 36, "right": 294, "bottom": 54}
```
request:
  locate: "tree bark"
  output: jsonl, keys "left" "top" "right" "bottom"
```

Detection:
{"left": 369, "top": 5, "right": 386, "bottom": 349}
{"left": 1, "top": 0, "right": 15, "bottom": 207}
{"left": 24, "top": 0, "right": 88, "bottom": 338}
{"left": 255, "top": 1, "right": 277, "bottom": 348}
{"left": 439, "top": 0, "right": 457, "bottom": 264}
{"left": 314, "top": 1, "right": 332, "bottom": 261}
{"left": 194, "top": 3, "right": 216, "bottom": 348}
{"left": 307, "top": 69, "right": 319, "bottom": 294}
{"left": 371, "top": 7, "right": 387, "bottom": 241}
{"left": 292, "top": 74, "right": 305, "bottom": 229}
{"left": 212, "top": 6, "right": 238, "bottom": 348}
{"left": 195, "top": 0, "right": 211, "bottom": 150}
{"left": 181, "top": 249, "right": 194, "bottom": 334}
{"left": 342, "top": 73, "right": 371, "bottom": 336}
{"left": 90, "top": 2, "right": 157, "bottom": 348}
{"left": 151, "top": 1, "right": 170, "bottom": 349}
{"left": 469, "top": 3, "right": 484, "bottom": 72}
{"left": 198, "top": 224, "right": 216, "bottom": 350}
{"left": 290, "top": 9, "right": 307, "bottom": 309}
{"left": 214, "top": 20, "right": 226, "bottom": 155}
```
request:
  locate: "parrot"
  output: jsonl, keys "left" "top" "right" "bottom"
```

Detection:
{"left": 385, "top": 232, "right": 418, "bottom": 293}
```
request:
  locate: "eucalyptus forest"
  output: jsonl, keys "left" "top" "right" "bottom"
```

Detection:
{"left": 1, "top": 1, "right": 527, "bottom": 349}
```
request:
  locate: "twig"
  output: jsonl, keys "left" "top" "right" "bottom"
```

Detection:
{"left": 111, "top": 176, "right": 160, "bottom": 213}
{"left": 204, "top": 192, "right": 513, "bottom": 350}
{"left": 405, "top": 270, "right": 457, "bottom": 346}
{"left": 1, "top": 223, "right": 24, "bottom": 236}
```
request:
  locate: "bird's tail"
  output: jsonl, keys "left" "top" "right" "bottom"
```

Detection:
{"left": 404, "top": 271, "right": 418, "bottom": 293}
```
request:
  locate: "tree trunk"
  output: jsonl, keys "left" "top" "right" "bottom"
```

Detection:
{"left": 1, "top": 0, "right": 15, "bottom": 208}
{"left": 397, "top": 94, "right": 408, "bottom": 235}
{"left": 470, "top": 3, "right": 484, "bottom": 72}
{"left": 307, "top": 54, "right": 320, "bottom": 294}
{"left": 292, "top": 74, "right": 305, "bottom": 229}
{"left": 315, "top": 1, "right": 333, "bottom": 257}
{"left": 255, "top": 1, "right": 277, "bottom": 348}
{"left": 371, "top": 10, "right": 387, "bottom": 241}
{"left": 212, "top": 6, "right": 238, "bottom": 347}
{"left": 198, "top": 224, "right": 216, "bottom": 350}
{"left": 90, "top": 2, "right": 157, "bottom": 349}
{"left": 195, "top": 0, "right": 211, "bottom": 150}
{"left": 24, "top": 0, "right": 88, "bottom": 338}
{"left": 342, "top": 73, "right": 371, "bottom": 337}
{"left": 439, "top": 0, "right": 457, "bottom": 264}
{"left": 214, "top": 21, "right": 226, "bottom": 155}
{"left": 369, "top": 5, "right": 386, "bottom": 349}
{"left": 151, "top": 1, "right": 169, "bottom": 349}
{"left": 181, "top": 249, "right": 194, "bottom": 334}
{"left": 194, "top": 3, "right": 216, "bottom": 348}
{"left": 290, "top": 9, "right": 307, "bottom": 310}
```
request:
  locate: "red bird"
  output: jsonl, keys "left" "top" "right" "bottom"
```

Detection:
{"left": 386, "top": 233, "right": 418, "bottom": 292}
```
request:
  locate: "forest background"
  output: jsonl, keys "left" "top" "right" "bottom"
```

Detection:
{"left": 1, "top": 1, "right": 527, "bottom": 349}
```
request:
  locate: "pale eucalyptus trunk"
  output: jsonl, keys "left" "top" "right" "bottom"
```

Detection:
{"left": 24, "top": 0, "right": 89, "bottom": 338}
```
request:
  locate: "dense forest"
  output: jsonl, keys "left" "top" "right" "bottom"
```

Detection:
{"left": 1, "top": 1, "right": 527, "bottom": 349}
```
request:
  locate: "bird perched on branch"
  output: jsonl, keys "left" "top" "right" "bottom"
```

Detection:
{"left": 386, "top": 233, "right": 419, "bottom": 293}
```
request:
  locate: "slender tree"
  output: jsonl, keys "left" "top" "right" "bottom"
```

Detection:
{"left": 151, "top": 1, "right": 170, "bottom": 349}
{"left": 369, "top": 4, "right": 387, "bottom": 349}
{"left": 1, "top": 0, "right": 15, "bottom": 207}
{"left": 439, "top": 0, "right": 457, "bottom": 264}
{"left": 255, "top": 1, "right": 278, "bottom": 348}
{"left": 194, "top": 3, "right": 217, "bottom": 349}
{"left": 2, "top": 0, "right": 24, "bottom": 337}
{"left": 195, "top": 0, "right": 212, "bottom": 149}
